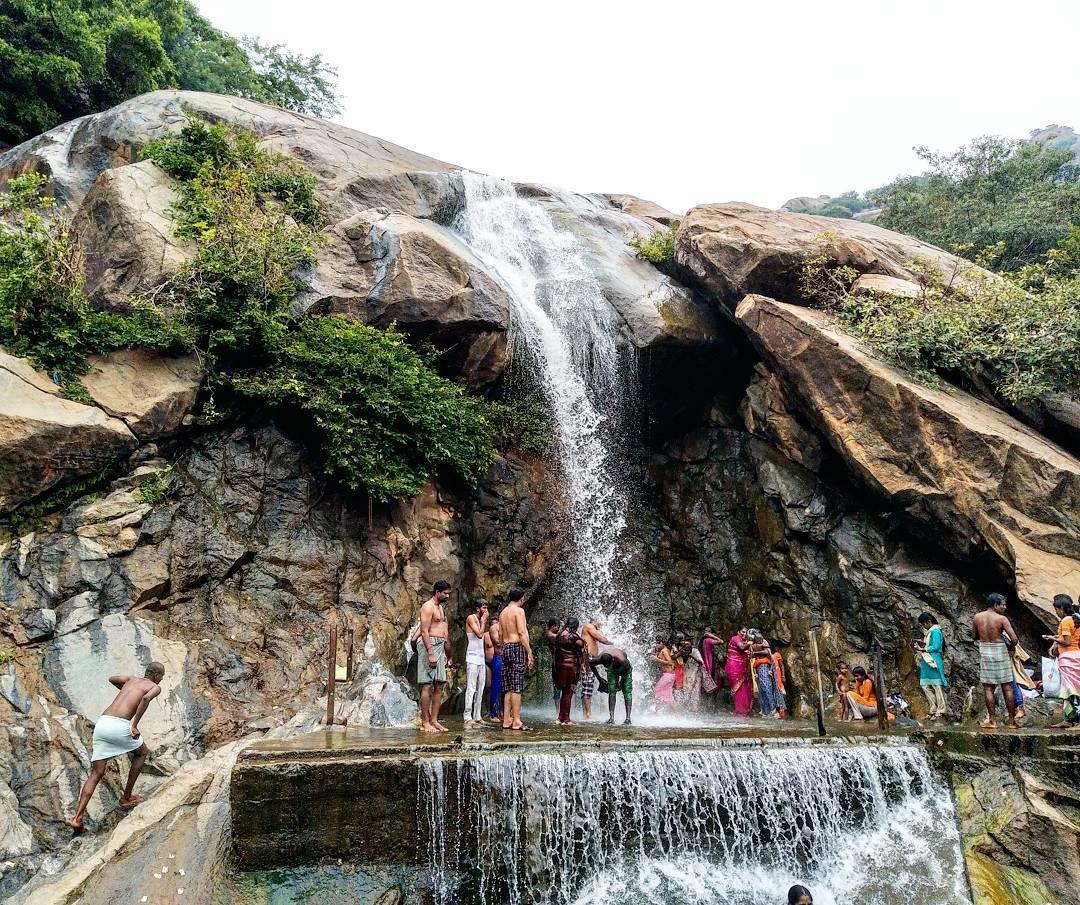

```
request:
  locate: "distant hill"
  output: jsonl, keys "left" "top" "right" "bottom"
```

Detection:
{"left": 781, "top": 123, "right": 1079, "bottom": 218}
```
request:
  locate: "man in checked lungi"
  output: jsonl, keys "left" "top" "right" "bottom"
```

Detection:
{"left": 972, "top": 593, "right": 1021, "bottom": 730}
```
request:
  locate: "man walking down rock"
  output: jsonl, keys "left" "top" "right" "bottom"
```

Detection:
{"left": 418, "top": 580, "right": 453, "bottom": 733}
{"left": 68, "top": 662, "right": 165, "bottom": 831}
{"left": 499, "top": 587, "right": 534, "bottom": 730}
{"left": 972, "top": 593, "right": 1021, "bottom": 730}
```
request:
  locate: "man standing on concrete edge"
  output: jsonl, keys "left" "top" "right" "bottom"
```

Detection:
{"left": 499, "top": 586, "right": 534, "bottom": 730}
{"left": 580, "top": 616, "right": 610, "bottom": 720}
{"left": 419, "top": 580, "right": 453, "bottom": 733}
{"left": 67, "top": 662, "right": 165, "bottom": 831}
{"left": 973, "top": 592, "right": 1021, "bottom": 730}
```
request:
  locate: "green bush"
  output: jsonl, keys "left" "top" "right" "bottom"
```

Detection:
{"left": 135, "top": 467, "right": 172, "bottom": 505}
{"left": 628, "top": 223, "right": 678, "bottom": 263}
{"left": 804, "top": 234, "right": 1080, "bottom": 403}
{"left": 0, "top": 173, "right": 190, "bottom": 395}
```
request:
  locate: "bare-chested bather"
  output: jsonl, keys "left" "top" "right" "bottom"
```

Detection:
{"left": 590, "top": 647, "right": 632, "bottom": 725}
{"left": 579, "top": 617, "right": 610, "bottom": 719}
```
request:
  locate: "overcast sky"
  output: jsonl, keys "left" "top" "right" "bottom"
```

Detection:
{"left": 196, "top": 0, "right": 1078, "bottom": 214}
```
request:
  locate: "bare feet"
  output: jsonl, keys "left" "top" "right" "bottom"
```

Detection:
{"left": 119, "top": 795, "right": 144, "bottom": 808}
{"left": 1015, "top": 707, "right": 1026, "bottom": 721}
{"left": 1048, "top": 721, "right": 1073, "bottom": 729}
{"left": 420, "top": 723, "right": 439, "bottom": 733}
{"left": 1007, "top": 720, "right": 1021, "bottom": 730}
{"left": 980, "top": 720, "right": 997, "bottom": 730}
{"left": 67, "top": 817, "right": 85, "bottom": 833}
{"left": 433, "top": 722, "right": 449, "bottom": 732}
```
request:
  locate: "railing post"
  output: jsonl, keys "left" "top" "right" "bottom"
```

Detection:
{"left": 345, "top": 629, "right": 355, "bottom": 682}
{"left": 873, "top": 638, "right": 887, "bottom": 731}
{"left": 326, "top": 625, "right": 338, "bottom": 727}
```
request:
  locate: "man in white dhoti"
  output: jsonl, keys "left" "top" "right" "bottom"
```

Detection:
{"left": 67, "top": 662, "right": 165, "bottom": 831}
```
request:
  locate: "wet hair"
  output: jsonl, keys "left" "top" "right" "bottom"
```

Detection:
{"left": 1053, "top": 594, "right": 1076, "bottom": 615}
{"left": 918, "top": 612, "right": 938, "bottom": 626}
{"left": 852, "top": 666, "right": 868, "bottom": 679}
{"left": 600, "top": 653, "right": 613, "bottom": 666}
{"left": 508, "top": 587, "right": 525, "bottom": 603}
{"left": 986, "top": 592, "right": 1007, "bottom": 609}
{"left": 433, "top": 580, "right": 451, "bottom": 593}
{"left": 837, "top": 661, "right": 849, "bottom": 670}
{"left": 145, "top": 661, "right": 165, "bottom": 681}
{"left": 787, "top": 885, "right": 813, "bottom": 905}
{"left": 547, "top": 618, "right": 560, "bottom": 629}
{"left": 674, "top": 631, "right": 686, "bottom": 643}
{"left": 565, "top": 617, "right": 580, "bottom": 632}
{"left": 473, "top": 597, "right": 488, "bottom": 611}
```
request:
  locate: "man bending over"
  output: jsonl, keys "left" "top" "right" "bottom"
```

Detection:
{"left": 591, "top": 648, "right": 633, "bottom": 725}
{"left": 68, "top": 662, "right": 165, "bottom": 831}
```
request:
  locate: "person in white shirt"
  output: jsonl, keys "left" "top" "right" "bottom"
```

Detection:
{"left": 464, "top": 598, "right": 490, "bottom": 727}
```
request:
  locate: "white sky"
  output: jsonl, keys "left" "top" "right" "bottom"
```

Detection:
{"left": 196, "top": 0, "right": 1078, "bottom": 214}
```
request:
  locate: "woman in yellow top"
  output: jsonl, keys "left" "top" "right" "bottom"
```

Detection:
{"left": 1045, "top": 594, "right": 1080, "bottom": 729}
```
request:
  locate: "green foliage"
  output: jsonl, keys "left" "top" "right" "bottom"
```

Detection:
{"left": 488, "top": 395, "right": 555, "bottom": 457}
{"left": 0, "top": 650, "right": 12, "bottom": 666}
{"left": 628, "top": 223, "right": 678, "bottom": 263}
{"left": 0, "top": 0, "right": 340, "bottom": 147}
{"left": 148, "top": 119, "right": 493, "bottom": 501}
{"left": 872, "top": 137, "right": 1080, "bottom": 272}
{"left": 135, "top": 466, "right": 172, "bottom": 504}
{"left": 790, "top": 191, "right": 874, "bottom": 219}
{"left": 804, "top": 234, "right": 1080, "bottom": 403}
{"left": 0, "top": 173, "right": 189, "bottom": 391}
{"left": 231, "top": 317, "right": 494, "bottom": 501}
{"left": 4, "top": 467, "right": 113, "bottom": 531}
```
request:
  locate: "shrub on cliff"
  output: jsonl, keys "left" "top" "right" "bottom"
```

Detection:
{"left": 628, "top": 223, "right": 678, "bottom": 263}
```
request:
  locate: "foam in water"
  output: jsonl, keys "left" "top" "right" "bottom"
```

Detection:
{"left": 417, "top": 742, "right": 971, "bottom": 905}
{"left": 452, "top": 175, "right": 638, "bottom": 648}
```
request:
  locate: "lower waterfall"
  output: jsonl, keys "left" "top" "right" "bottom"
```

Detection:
{"left": 417, "top": 741, "right": 970, "bottom": 905}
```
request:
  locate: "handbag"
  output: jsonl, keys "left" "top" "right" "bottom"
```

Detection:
{"left": 1042, "top": 657, "right": 1062, "bottom": 697}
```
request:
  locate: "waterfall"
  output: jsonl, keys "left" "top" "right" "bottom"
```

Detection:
{"left": 452, "top": 174, "right": 635, "bottom": 636}
{"left": 417, "top": 742, "right": 970, "bottom": 905}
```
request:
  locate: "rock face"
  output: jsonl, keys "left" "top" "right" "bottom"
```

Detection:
{"left": 675, "top": 202, "right": 984, "bottom": 306}
{"left": 736, "top": 294, "right": 1080, "bottom": 624}
{"left": 0, "top": 351, "right": 137, "bottom": 512}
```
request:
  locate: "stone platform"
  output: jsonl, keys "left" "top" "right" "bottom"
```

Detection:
{"left": 229, "top": 718, "right": 1080, "bottom": 873}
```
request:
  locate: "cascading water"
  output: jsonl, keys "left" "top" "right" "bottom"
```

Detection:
{"left": 452, "top": 174, "right": 638, "bottom": 643}
{"left": 418, "top": 742, "right": 970, "bottom": 905}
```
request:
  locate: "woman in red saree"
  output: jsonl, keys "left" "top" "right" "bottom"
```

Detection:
{"left": 726, "top": 628, "right": 752, "bottom": 716}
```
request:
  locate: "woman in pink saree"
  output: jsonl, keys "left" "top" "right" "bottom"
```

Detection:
{"left": 726, "top": 628, "right": 753, "bottom": 716}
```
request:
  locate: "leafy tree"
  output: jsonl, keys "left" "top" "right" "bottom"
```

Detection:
{"left": 790, "top": 191, "right": 874, "bottom": 219}
{"left": 0, "top": 0, "right": 339, "bottom": 147}
{"left": 872, "top": 137, "right": 1080, "bottom": 271}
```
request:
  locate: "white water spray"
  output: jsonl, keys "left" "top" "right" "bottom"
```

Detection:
{"left": 418, "top": 741, "right": 970, "bottom": 905}
{"left": 453, "top": 174, "right": 634, "bottom": 631}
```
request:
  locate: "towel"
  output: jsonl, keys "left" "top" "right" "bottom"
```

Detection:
{"left": 91, "top": 715, "right": 142, "bottom": 762}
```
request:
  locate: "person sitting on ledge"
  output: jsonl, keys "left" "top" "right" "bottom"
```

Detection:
{"left": 68, "top": 662, "right": 164, "bottom": 832}
{"left": 845, "top": 666, "right": 894, "bottom": 721}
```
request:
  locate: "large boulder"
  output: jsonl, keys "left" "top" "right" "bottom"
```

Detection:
{"left": 73, "top": 160, "right": 193, "bottom": 306}
{"left": 0, "top": 351, "right": 136, "bottom": 514}
{"left": 80, "top": 349, "right": 203, "bottom": 440}
{"left": 736, "top": 294, "right": 1080, "bottom": 623}
{"left": 307, "top": 209, "right": 511, "bottom": 386}
{"left": 676, "top": 202, "right": 985, "bottom": 307}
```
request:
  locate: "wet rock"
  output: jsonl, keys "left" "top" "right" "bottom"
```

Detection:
{"left": 736, "top": 294, "right": 1080, "bottom": 624}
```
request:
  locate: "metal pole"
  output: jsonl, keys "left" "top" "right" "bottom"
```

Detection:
{"left": 810, "top": 629, "right": 827, "bottom": 737}
{"left": 326, "top": 625, "right": 338, "bottom": 727}
{"left": 873, "top": 638, "right": 887, "bottom": 731}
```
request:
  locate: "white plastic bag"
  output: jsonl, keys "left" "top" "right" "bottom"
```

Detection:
{"left": 1042, "top": 657, "right": 1062, "bottom": 697}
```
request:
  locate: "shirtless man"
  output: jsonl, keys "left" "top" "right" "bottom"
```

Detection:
{"left": 68, "top": 662, "right": 165, "bottom": 831}
{"left": 972, "top": 593, "right": 1020, "bottom": 730}
{"left": 590, "top": 647, "right": 633, "bottom": 725}
{"left": 579, "top": 617, "right": 611, "bottom": 720}
{"left": 418, "top": 580, "right": 453, "bottom": 733}
{"left": 484, "top": 609, "right": 503, "bottom": 723}
{"left": 499, "top": 586, "right": 534, "bottom": 730}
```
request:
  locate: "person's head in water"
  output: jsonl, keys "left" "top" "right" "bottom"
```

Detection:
{"left": 787, "top": 885, "right": 813, "bottom": 905}
{"left": 986, "top": 592, "right": 1007, "bottom": 613}
{"left": 565, "top": 617, "right": 580, "bottom": 633}
{"left": 1053, "top": 594, "right": 1076, "bottom": 617}
{"left": 145, "top": 662, "right": 165, "bottom": 684}
{"left": 433, "top": 580, "right": 451, "bottom": 603}
{"left": 918, "top": 612, "right": 939, "bottom": 628}
{"left": 599, "top": 652, "right": 613, "bottom": 667}
{"left": 508, "top": 587, "right": 525, "bottom": 605}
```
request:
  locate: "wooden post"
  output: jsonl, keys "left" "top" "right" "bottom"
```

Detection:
{"left": 345, "top": 629, "right": 355, "bottom": 682}
{"left": 810, "top": 629, "right": 827, "bottom": 737}
{"left": 325, "top": 625, "right": 338, "bottom": 727}
{"left": 873, "top": 638, "right": 887, "bottom": 731}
